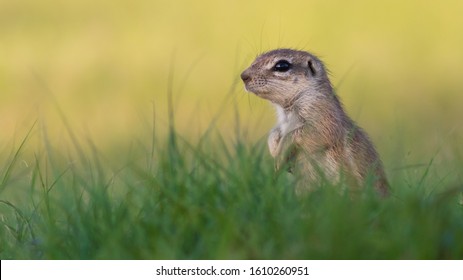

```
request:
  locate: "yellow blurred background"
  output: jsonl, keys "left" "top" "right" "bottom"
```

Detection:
{"left": 1, "top": 0, "right": 462, "bottom": 167}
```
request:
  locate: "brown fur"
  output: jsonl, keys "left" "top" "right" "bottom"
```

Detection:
{"left": 241, "top": 49, "right": 389, "bottom": 197}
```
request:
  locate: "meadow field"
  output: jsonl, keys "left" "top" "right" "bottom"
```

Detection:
{"left": 1, "top": 0, "right": 462, "bottom": 259}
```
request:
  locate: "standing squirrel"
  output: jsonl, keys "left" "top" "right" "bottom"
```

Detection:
{"left": 241, "top": 49, "right": 389, "bottom": 197}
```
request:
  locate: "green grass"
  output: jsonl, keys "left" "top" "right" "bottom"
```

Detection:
{"left": 0, "top": 117, "right": 462, "bottom": 260}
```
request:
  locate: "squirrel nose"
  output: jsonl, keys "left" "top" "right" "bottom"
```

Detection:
{"left": 240, "top": 70, "right": 251, "bottom": 82}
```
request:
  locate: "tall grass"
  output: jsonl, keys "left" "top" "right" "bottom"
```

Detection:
{"left": 0, "top": 112, "right": 462, "bottom": 260}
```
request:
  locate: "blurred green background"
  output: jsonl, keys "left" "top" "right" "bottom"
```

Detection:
{"left": 1, "top": 0, "right": 462, "bottom": 169}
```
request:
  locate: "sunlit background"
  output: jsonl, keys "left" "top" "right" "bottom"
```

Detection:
{"left": 1, "top": 0, "right": 462, "bottom": 172}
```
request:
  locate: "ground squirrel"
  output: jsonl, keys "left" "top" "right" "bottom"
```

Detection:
{"left": 241, "top": 48, "right": 389, "bottom": 197}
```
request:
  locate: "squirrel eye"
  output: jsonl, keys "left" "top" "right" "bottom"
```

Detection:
{"left": 273, "top": 60, "right": 291, "bottom": 72}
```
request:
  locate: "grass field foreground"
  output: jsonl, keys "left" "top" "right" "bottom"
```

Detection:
{"left": 0, "top": 116, "right": 462, "bottom": 259}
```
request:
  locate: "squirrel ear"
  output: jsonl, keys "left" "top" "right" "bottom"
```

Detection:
{"left": 308, "top": 60, "right": 316, "bottom": 76}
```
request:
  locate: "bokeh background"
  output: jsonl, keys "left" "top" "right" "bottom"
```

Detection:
{"left": 1, "top": 0, "right": 462, "bottom": 175}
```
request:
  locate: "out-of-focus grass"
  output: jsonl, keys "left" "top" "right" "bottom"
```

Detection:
{"left": 1, "top": 0, "right": 462, "bottom": 145}
{"left": 0, "top": 117, "right": 462, "bottom": 259}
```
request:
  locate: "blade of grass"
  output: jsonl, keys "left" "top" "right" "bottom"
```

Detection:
{"left": 0, "top": 120, "right": 37, "bottom": 194}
